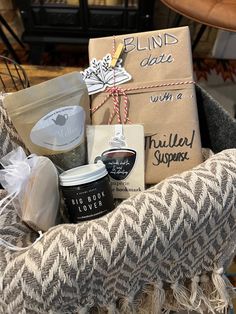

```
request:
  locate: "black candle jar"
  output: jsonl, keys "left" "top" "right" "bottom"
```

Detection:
{"left": 60, "top": 162, "right": 114, "bottom": 222}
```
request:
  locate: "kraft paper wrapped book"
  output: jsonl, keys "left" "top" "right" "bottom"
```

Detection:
{"left": 87, "top": 26, "right": 203, "bottom": 183}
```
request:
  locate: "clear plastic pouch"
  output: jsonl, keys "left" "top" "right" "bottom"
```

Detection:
{"left": 3, "top": 72, "right": 90, "bottom": 170}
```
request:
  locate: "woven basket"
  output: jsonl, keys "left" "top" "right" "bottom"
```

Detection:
{"left": 0, "top": 85, "right": 236, "bottom": 314}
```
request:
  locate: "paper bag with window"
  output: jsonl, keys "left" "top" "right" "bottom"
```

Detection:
{"left": 84, "top": 26, "right": 203, "bottom": 184}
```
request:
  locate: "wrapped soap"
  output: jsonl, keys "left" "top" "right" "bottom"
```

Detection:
{"left": 0, "top": 147, "right": 60, "bottom": 232}
{"left": 85, "top": 26, "right": 203, "bottom": 183}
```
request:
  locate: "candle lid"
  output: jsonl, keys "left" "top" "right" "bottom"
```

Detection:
{"left": 59, "top": 161, "right": 108, "bottom": 186}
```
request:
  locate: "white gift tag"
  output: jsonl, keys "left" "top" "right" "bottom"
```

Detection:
{"left": 81, "top": 54, "right": 132, "bottom": 95}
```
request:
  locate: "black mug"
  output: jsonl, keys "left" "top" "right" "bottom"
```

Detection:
{"left": 96, "top": 148, "right": 136, "bottom": 180}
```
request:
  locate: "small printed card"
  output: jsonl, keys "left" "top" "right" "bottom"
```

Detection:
{"left": 87, "top": 124, "right": 145, "bottom": 199}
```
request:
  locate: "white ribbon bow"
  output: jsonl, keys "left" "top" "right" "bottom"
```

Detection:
{"left": 0, "top": 147, "right": 43, "bottom": 250}
{"left": 0, "top": 147, "right": 36, "bottom": 215}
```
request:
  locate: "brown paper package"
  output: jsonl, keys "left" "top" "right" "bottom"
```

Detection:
{"left": 89, "top": 26, "right": 203, "bottom": 183}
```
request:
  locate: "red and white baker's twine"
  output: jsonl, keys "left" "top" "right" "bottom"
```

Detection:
{"left": 91, "top": 36, "right": 195, "bottom": 124}
{"left": 111, "top": 36, "right": 122, "bottom": 124}
{"left": 92, "top": 81, "right": 195, "bottom": 124}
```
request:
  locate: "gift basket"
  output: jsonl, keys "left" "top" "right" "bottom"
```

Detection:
{"left": 0, "top": 26, "right": 236, "bottom": 314}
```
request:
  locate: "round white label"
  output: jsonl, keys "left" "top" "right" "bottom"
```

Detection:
{"left": 30, "top": 106, "right": 85, "bottom": 151}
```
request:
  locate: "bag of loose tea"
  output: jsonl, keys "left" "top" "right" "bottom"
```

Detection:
{"left": 85, "top": 26, "right": 203, "bottom": 183}
{"left": 3, "top": 72, "right": 90, "bottom": 170}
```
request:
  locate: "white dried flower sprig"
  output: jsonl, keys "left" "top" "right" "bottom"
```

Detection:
{"left": 81, "top": 54, "right": 132, "bottom": 95}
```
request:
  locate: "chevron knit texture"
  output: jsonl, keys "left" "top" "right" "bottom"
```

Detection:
{"left": 0, "top": 149, "right": 236, "bottom": 314}
{"left": 0, "top": 96, "right": 26, "bottom": 157}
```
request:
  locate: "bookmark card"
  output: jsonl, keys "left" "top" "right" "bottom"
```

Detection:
{"left": 87, "top": 124, "right": 145, "bottom": 199}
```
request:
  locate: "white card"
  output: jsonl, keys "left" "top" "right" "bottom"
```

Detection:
{"left": 87, "top": 124, "right": 145, "bottom": 199}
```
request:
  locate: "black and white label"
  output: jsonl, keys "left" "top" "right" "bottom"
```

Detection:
{"left": 30, "top": 105, "right": 85, "bottom": 151}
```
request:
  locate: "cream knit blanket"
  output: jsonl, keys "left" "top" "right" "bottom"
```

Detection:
{"left": 0, "top": 149, "right": 236, "bottom": 314}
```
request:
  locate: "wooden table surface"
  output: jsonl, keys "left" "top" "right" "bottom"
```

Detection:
{"left": 24, "top": 65, "right": 83, "bottom": 86}
{"left": 0, "top": 64, "right": 83, "bottom": 92}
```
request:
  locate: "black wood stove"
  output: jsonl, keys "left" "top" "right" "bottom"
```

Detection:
{"left": 16, "top": 0, "right": 155, "bottom": 64}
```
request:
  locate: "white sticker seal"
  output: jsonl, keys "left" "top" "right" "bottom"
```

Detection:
{"left": 30, "top": 105, "right": 85, "bottom": 151}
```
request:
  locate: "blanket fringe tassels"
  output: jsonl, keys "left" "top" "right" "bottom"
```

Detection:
{"left": 190, "top": 275, "right": 200, "bottom": 305}
{"left": 137, "top": 271, "right": 235, "bottom": 314}
{"left": 119, "top": 295, "right": 135, "bottom": 314}
{"left": 139, "top": 281, "right": 165, "bottom": 314}
{"left": 78, "top": 270, "right": 235, "bottom": 314}
{"left": 151, "top": 282, "right": 166, "bottom": 314}
{"left": 189, "top": 275, "right": 214, "bottom": 313}
{"left": 170, "top": 281, "right": 192, "bottom": 311}
{"left": 211, "top": 268, "right": 236, "bottom": 312}
{"left": 107, "top": 304, "right": 118, "bottom": 314}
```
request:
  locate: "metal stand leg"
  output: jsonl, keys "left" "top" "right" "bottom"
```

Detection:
{"left": 192, "top": 24, "right": 207, "bottom": 51}
{"left": 0, "top": 14, "right": 25, "bottom": 49}
{"left": 0, "top": 25, "right": 21, "bottom": 64}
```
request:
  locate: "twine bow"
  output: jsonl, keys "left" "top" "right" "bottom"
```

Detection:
{"left": 91, "top": 80, "right": 196, "bottom": 124}
{"left": 92, "top": 85, "right": 129, "bottom": 124}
